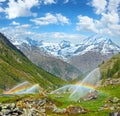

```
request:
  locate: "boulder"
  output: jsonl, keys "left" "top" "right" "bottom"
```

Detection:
{"left": 66, "top": 105, "right": 88, "bottom": 114}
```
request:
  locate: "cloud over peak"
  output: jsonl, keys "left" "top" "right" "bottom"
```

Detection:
{"left": 77, "top": 0, "right": 120, "bottom": 37}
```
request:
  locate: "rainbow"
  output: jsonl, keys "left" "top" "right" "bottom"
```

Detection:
{"left": 4, "top": 81, "right": 40, "bottom": 94}
{"left": 50, "top": 83, "right": 95, "bottom": 94}
{"left": 51, "top": 68, "right": 101, "bottom": 101}
{"left": 75, "top": 82, "right": 97, "bottom": 90}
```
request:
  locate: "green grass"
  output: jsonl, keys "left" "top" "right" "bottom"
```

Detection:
{"left": 98, "top": 84, "right": 120, "bottom": 98}
{"left": 0, "top": 94, "right": 29, "bottom": 103}
{"left": 47, "top": 83, "right": 120, "bottom": 116}
{"left": 0, "top": 94, "right": 44, "bottom": 103}
{"left": 47, "top": 93, "right": 110, "bottom": 116}
{"left": 48, "top": 92, "right": 108, "bottom": 109}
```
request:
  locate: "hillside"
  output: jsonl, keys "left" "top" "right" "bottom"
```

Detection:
{"left": 70, "top": 51, "right": 107, "bottom": 72}
{"left": 0, "top": 33, "right": 65, "bottom": 93}
{"left": 18, "top": 43, "right": 81, "bottom": 81}
{"left": 100, "top": 53, "right": 120, "bottom": 79}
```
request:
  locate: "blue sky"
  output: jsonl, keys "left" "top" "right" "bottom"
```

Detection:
{"left": 0, "top": 0, "right": 120, "bottom": 45}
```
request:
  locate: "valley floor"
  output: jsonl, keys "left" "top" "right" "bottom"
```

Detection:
{"left": 0, "top": 79, "right": 120, "bottom": 116}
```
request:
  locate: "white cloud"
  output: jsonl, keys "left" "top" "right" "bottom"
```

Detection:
{"left": 0, "top": 7, "right": 4, "bottom": 12}
{"left": 91, "top": 0, "right": 107, "bottom": 14}
{"left": 5, "top": 0, "right": 40, "bottom": 19}
{"left": 31, "top": 13, "right": 70, "bottom": 25}
{"left": 42, "top": 32, "right": 85, "bottom": 40}
{"left": 43, "top": 0, "right": 56, "bottom": 5}
{"left": 0, "top": 25, "right": 33, "bottom": 40}
{"left": 30, "top": 32, "right": 86, "bottom": 43}
{"left": 0, "top": 24, "right": 32, "bottom": 40}
{"left": 76, "top": 15, "right": 98, "bottom": 33}
{"left": 63, "top": 0, "right": 69, "bottom": 4}
{"left": 0, "top": 0, "right": 5, "bottom": 12}
{"left": 0, "top": 26, "right": 86, "bottom": 44}
{"left": 35, "top": 32, "right": 86, "bottom": 43}
{"left": 101, "top": 12, "right": 119, "bottom": 25}
{"left": 108, "top": 0, "right": 120, "bottom": 13}
{"left": 11, "top": 21, "right": 20, "bottom": 26}
{"left": 77, "top": 0, "right": 120, "bottom": 37}
{"left": 56, "top": 14, "right": 70, "bottom": 25}
{"left": 0, "top": 0, "right": 6, "bottom": 2}
{"left": 108, "top": 24, "right": 120, "bottom": 36}
{"left": 15, "top": 24, "right": 31, "bottom": 29}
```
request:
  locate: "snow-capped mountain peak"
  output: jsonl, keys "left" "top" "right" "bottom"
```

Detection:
{"left": 82, "top": 34, "right": 109, "bottom": 45}
{"left": 23, "top": 37, "right": 43, "bottom": 46}
{"left": 7, "top": 34, "right": 120, "bottom": 61}
{"left": 40, "top": 35, "right": 120, "bottom": 60}
{"left": 59, "top": 40, "right": 71, "bottom": 49}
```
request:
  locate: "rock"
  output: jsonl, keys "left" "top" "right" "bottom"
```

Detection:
{"left": 39, "top": 101, "right": 45, "bottom": 107}
{"left": 104, "top": 104, "right": 109, "bottom": 107}
{"left": 2, "top": 104, "right": 8, "bottom": 109}
{"left": 2, "top": 109, "right": 10, "bottom": 115}
{"left": 0, "top": 112, "right": 3, "bottom": 116}
{"left": 98, "top": 107, "right": 104, "bottom": 111}
{"left": 52, "top": 105, "right": 58, "bottom": 112}
{"left": 112, "top": 97, "right": 119, "bottom": 103}
{"left": 10, "top": 103, "right": 16, "bottom": 109}
{"left": 23, "top": 108, "right": 32, "bottom": 116}
{"left": 66, "top": 105, "right": 88, "bottom": 114}
{"left": 53, "top": 108, "right": 66, "bottom": 114}
{"left": 99, "top": 96, "right": 120, "bottom": 112}
{"left": 83, "top": 90, "right": 98, "bottom": 101}
{"left": 109, "top": 112, "right": 120, "bottom": 116}
{"left": 0, "top": 103, "right": 24, "bottom": 116}
{"left": 110, "top": 106, "right": 115, "bottom": 110}
{"left": 107, "top": 97, "right": 119, "bottom": 104}
{"left": 0, "top": 106, "right": 2, "bottom": 111}
{"left": 45, "top": 102, "right": 58, "bottom": 113}
{"left": 17, "top": 101, "right": 27, "bottom": 108}
{"left": 40, "top": 109, "right": 46, "bottom": 113}
{"left": 102, "top": 78, "right": 120, "bottom": 86}
{"left": 0, "top": 96, "right": 89, "bottom": 115}
{"left": 55, "top": 96, "right": 64, "bottom": 98}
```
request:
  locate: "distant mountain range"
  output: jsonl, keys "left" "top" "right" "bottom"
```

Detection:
{"left": 8, "top": 34, "right": 120, "bottom": 76}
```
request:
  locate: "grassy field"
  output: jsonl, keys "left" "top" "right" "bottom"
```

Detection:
{"left": 0, "top": 84, "right": 119, "bottom": 116}
{"left": 47, "top": 83, "right": 120, "bottom": 116}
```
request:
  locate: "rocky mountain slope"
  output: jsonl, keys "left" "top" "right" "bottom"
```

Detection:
{"left": 18, "top": 42, "right": 81, "bottom": 80}
{"left": 0, "top": 33, "right": 65, "bottom": 93}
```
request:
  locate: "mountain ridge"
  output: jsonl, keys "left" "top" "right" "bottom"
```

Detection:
{"left": 7, "top": 34, "right": 120, "bottom": 73}
{"left": 10, "top": 34, "right": 120, "bottom": 60}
